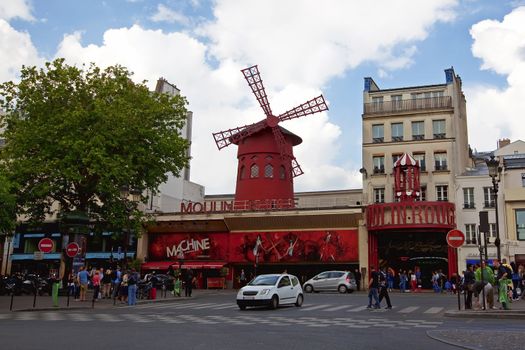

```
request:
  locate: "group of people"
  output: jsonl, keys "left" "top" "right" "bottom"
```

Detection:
{"left": 462, "top": 259, "right": 524, "bottom": 310}
{"left": 69, "top": 266, "right": 141, "bottom": 305}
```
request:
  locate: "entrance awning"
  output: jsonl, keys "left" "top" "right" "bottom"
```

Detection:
{"left": 141, "top": 261, "right": 226, "bottom": 271}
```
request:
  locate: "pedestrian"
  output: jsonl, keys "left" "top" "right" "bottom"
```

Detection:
{"left": 354, "top": 268, "right": 362, "bottom": 291}
{"left": 77, "top": 266, "right": 90, "bottom": 302}
{"left": 67, "top": 272, "right": 76, "bottom": 299}
{"left": 463, "top": 264, "right": 476, "bottom": 309}
{"left": 474, "top": 261, "right": 495, "bottom": 310}
{"left": 398, "top": 270, "right": 407, "bottom": 292}
{"left": 50, "top": 273, "right": 60, "bottom": 307}
{"left": 366, "top": 266, "right": 381, "bottom": 309}
{"left": 119, "top": 271, "right": 128, "bottom": 303}
{"left": 149, "top": 271, "right": 158, "bottom": 300}
{"left": 185, "top": 268, "right": 194, "bottom": 297}
{"left": 387, "top": 268, "right": 394, "bottom": 292}
{"left": 92, "top": 269, "right": 101, "bottom": 302}
{"left": 498, "top": 272, "right": 512, "bottom": 310}
{"left": 173, "top": 276, "right": 182, "bottom": 297}
{"left": 409, "top": 269, "right": 417, "bottom": 292}
{"left": 102, "top": 268, "right": 112, "bottom": 298}
{"left": 378, "top": 267, "right": 392, "bottom": 309}
{"left": 128, "top": 269, "right": 138, "bottom": 305}
{"left": 240, "top": 269, "right": 247, "bottom": 288}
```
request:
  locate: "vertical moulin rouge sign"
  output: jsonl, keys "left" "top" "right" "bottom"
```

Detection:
{"left": 148, "top": 230, "right": 358, "bottom": 264}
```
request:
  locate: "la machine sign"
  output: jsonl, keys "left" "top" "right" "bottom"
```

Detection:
{"left": 166, "top": 237, "right": 211, "bottom": 258}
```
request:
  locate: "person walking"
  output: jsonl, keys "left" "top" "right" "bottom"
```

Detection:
{"left": 474, "top": 261, "right": 495, "bottom": 310}
{"left": 127, "top": 269, "right": 138, "bottom": 306}
{"left": 378, "top": 267, "right": 392, "bottom": 309}
{"left": 111, "top": 266, "right": 121, "bottom": 300}
{"left": 239, "top": 269, "right": 247, "bottom": 288}
{"left": 77, "top": 266, "right": 90, "bottom": 302}
{"left": 463, "top": 264, "right": 476, "bottom": 309}
{"left": 367, "top": 266, "right": 381, "bottom": 309}
{"left": 185, "top": 268, "right": 194, "bottom": 297}
{"left": 102, "top": 268, "right": 112, "bottom": 299}
{"left": 91, "top": 269, "right": 101, "bottom": 302}
{"left": 354, "top": 269, "right": 362, "bottom": 291}
{"left": 498, "top": 272, "right": 512, "bottom": 310}
{"left": 398, "top": 270, "right": 407, "bottom": 293}
{"left": 50, "top": 273, "right": 60, "bottom": 307}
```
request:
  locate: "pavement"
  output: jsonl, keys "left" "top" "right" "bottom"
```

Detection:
{"left": 444, "top": 295, "right": 525, "bottom": 319}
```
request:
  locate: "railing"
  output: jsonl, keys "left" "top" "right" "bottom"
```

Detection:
{"left": 364, "top": 96, "right": 452, "bottom": 115}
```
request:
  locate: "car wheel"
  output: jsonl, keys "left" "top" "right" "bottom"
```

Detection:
{"left": 238, "top": 305, "right": 246, "bottom": 310}
{"left": 270, "top": 295, "right": 279, "bottom": 309}
{"left": 295, "top": 294, "right": 304, "bottom": 307}
{"left": 338, "top": 285, "right": 348, "bottom": 294}
{"left": 304, "top": 285, "right": 313, "bottom": 293}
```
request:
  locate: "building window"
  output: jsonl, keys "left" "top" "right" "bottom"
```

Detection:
{"left": 413, "top": 153, "right": 426, "bottom": 171}
{"left": 392, "top": 154, "right": 402, "bottom": 166}
{"left": 373, "top": 156, "right": 385, "bottom": 174}
{"left": 391, "top": 95, "right": 402, "bottom": 110}
{"left": 372, "top": 96, "right": 383, "bottom": 105}
{"left": 374, "top": 188, "right": 385, "bottom": 203}
{"left": 483, "top": 187, "right": 495, "bottom": 208}
{"left": 279, "top": 165, "right": 286, "bottom": 180}
{"left": 416, "top": 185, "right": 427, "bottom": 201}
{"left": 465, "top": 224, "right": 477, "bottom": 244}
{"left": 372, "top": 124, "right": 384, "bottom": 143}
{"left": 264, "top": 164, "right": 273, "bottom": 178}
{"left": 516, "top": 210, "right": 525, "bottom": 240}
{"left": 433, "top": 120, "right": 446, "bottom": 139}
{"left": 412, "top": 121, "right": 425, "bottom": 140}
{"left": 391, "top": 123, "right": 403, "bottom": 142}
{"left": 239, "top": 166, "right": 245, "bottom": 180}
{"left": 434, "top": 152, "right": 447, "bottom": 171}
{"left": 489, "top": 223, "right": 497, "bottom": 240}
{"left": 250, "top": 164, "right": 259, "bottom": 178}
{"left": 463, "top": 188, "right": 475, "bottom": 209}
{"left": 436, "top": 185, "right": 448, "bottom": 201}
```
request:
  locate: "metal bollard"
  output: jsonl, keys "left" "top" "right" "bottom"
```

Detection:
{"left": 10, "top": 293, "right": 14, "bottom": 311}
{"left": 33, "top": 288, "right": 37, "bottom": 309}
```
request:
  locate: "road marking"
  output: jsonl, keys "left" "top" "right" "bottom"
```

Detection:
{"left": 69, "top": 313, "right": 91, "bottom": 322}
{"left": 93, "top": 313, "right": 121, "bottom": 322}
{"left": 323, "top": 305, "right": 353, "bottom": 312}
{"left": 398, "top": 306, "right": 419, "bottom": 313}
{"left": 136, "top": 301, "right": 197, "bottom": 309}
{"left": 209, "top": 303, "right": 237, "bottom": 310}
{"left": 192, "top": 303, "right": 222, "bottom": 309}
{"left": 42, "top": 312, "right": 65, "bottom": 321}
{"left": 424, "top": 307, "right": 444, "bottom": 314}
{"left": 300, "top": 304, "right": 332, "bottom": 311}
{"left": 121, "top": 313, "right": 153, "bottom": 323}
{"left": 347, "top": 305, "right": 368, "bottom": 312}
{"left": 0, "top": 314, "right": 10, "bottom": 320}
{"left": 154, "top": 315, "right": 184, "bottom": 324}
{"left": 15, "top": 313, "right": 37, "bottom": 321}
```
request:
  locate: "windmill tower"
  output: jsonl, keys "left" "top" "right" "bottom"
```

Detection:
{"left": 212, "top": 65, "right": 328, "bottom": 207}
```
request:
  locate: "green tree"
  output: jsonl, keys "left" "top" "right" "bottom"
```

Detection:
{"left": 0, "top": 58, "right": 190, "bottom": 230}
{"left": 0, "top": 169, "right": 17, "bottom": 236}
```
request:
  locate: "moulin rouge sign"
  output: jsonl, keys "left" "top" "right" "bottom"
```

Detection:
{"left": 366, "top": 201, "right": 456, "bottom": 230}
{"left": 180, "top": 199, "right": 296, "bottom": 214}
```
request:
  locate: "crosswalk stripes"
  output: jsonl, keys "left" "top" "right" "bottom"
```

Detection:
{"left": 93, "top": 313, "right": 122, "bottom": 322}
{"left": 348, "top": 305, "right": 368, "bottom": 312}
{"left": 424, "top": 307, "right": 444, "bottom": 314}
{"left": 398, "top": 306, "right": 420, "bottom": 313}
{"left": 42, "top": 312, "right": 65, "bottom": 321}
{"left": 300, "top": 304, "right": 332, "bottom": 311}
{"left": 323, "top": 305, "right": 353, "bottom": 312}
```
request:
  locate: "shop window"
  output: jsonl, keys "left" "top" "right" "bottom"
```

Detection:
{"left": 250, "top": 164, "right": 259, "bottom": 178}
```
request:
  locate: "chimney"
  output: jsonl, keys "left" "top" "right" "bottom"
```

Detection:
{"left": 498, "top": 138, "right": 510, "bottom": 149}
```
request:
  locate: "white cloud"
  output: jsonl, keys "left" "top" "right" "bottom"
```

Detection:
{"left": 51, "top": 0, "right": 458, "bottom": 194}
{"left": 0, "top": 0, "right": 34, "bottom": 21}
{"left": 0, "top": 19, "right": 42, "bottom": 82}
{"left": 150, "top": 4, "right": 189, "bottom": 26}
{"left": 467, "top": 7, "right": 525, "bottom": 151}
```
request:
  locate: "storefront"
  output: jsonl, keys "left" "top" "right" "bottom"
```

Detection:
{"left": 140, "top": 208, "right": 362, "bottom": 288}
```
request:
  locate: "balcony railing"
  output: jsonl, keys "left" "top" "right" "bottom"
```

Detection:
{"left": 364, "top": 96, "right": 452, "bottom": 115}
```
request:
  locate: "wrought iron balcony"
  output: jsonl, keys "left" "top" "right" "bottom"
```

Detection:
{"left": 364, "top": 96, "right": 452, "bottom": 115}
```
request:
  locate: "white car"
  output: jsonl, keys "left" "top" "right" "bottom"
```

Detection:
{"left": 236, "top": 273, "right": 304, "bottom": 310}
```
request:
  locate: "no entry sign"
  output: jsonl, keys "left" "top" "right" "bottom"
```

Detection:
{"left": 66, "top": 242, "right": 80, "bottom": 258}
{"left": 446, "top": 229, "right": 465, "bottom": 248}
{"left": 38, "top": 238, "right": 54, "bottom": 253}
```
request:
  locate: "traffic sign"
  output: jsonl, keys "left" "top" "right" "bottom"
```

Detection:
{"left": 38, "top": 238, "right": 54, "bottom": 253}
{"left": 66, "top": 242, "right": 80, "bottom": 258}
{"left": 446, "top": 229, "right": 465, "bottom": 248}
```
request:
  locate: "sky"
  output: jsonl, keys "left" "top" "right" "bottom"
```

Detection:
{"left": 1, "top": 0, "right": 525, "bottom": 195}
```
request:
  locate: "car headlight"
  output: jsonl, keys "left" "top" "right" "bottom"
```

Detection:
{"left": 259, "top": 289, "right": 271, "bottom": 296}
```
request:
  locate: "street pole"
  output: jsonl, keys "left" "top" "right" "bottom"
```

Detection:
{"left": 3, "top": 234, "right": 12, "bottom": 276}
{"left": 492, "top": 177, "right": 501, "bottom": 262}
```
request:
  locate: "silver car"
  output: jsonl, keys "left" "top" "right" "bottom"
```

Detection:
{"left": 303, "top": 271, "right": 357, "bottom": 294}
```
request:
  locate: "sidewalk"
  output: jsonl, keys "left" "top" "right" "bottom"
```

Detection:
{"left": 444, "top": 297, "right": 525, "bottom": 320}
{"left": 0, "top": 289, "right": 232, "bottom": 312}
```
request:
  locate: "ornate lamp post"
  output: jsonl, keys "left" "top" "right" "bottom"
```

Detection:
{"left": 119, "top": 186, "right": 141, "bottom": 269}
{"left": 485, "top": 155, "right": 502, "bottom": 261}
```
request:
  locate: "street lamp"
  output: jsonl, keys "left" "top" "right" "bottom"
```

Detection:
{"left": 485, "top": 155, "right": 502, "bottom": 261}
{"left": 119, "top": 186, "right": 141, "bottom": 269}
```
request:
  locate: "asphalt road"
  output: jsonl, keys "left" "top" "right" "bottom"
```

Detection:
{"left": 1, "top": 290, "right": 524, "bottom": 350}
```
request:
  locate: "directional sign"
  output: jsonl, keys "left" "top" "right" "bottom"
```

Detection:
{"left": 446, "top": 229, "right": 465, "bottom": 248}
{"left": 38, "top": 238, "right": 54, "bottom": 253}
{"left": 66, "top": 242, "right": 80, "bottom": 258}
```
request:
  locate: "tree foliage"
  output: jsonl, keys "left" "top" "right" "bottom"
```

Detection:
{"left": 0, "top": 59, "right": 190, "bottom": 230}
{"left": 0, "top": 168, "right": 17, "bottom": 236}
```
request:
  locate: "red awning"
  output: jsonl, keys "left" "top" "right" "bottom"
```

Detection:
{"left": 141, "top": 261, "right": 226, "bottom": 271}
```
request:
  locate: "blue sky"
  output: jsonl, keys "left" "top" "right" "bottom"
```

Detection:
{"left": 1, "top": 0, "right": 525, "bottom": 194}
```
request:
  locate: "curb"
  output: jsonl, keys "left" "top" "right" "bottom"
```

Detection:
{"left": 445, "top": 310, "right": 525, "bottom": 320}
{"left": 426, "top": 330, "right": 478, "bottom": 350}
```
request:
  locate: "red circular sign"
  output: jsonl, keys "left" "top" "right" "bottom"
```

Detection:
{"left": 38, "top": 238, "right": 54, "bottom": 253}
{"left": 446, "top": 229, "right": 465, "bottom": 248}
{"left": 66, "top": 242, "right": 80, "bottom": 258}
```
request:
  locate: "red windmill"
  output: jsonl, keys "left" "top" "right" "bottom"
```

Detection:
{"left": 212, "top": 65, "right": 328, "bottom": 207}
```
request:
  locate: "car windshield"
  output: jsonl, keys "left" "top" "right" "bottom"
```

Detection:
{"left": 248, "top": 275, "right": 279, "bottom": 286}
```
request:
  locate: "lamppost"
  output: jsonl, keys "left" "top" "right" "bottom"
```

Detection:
{"left": 119, "top": 186, "right": 141, "bottom": 270}
{"left": 486, "top": 155, "right": 502, "bottom": 261}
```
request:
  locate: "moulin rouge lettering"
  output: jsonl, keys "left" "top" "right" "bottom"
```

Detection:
{"left": 180, "top": 199, "right": 296, "bottom": 214}
{"left": 166, "top": 238, "right": 211, "bottom": 258}
{"left": 366, "top": 201, "right": 456, "bottom": 229}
